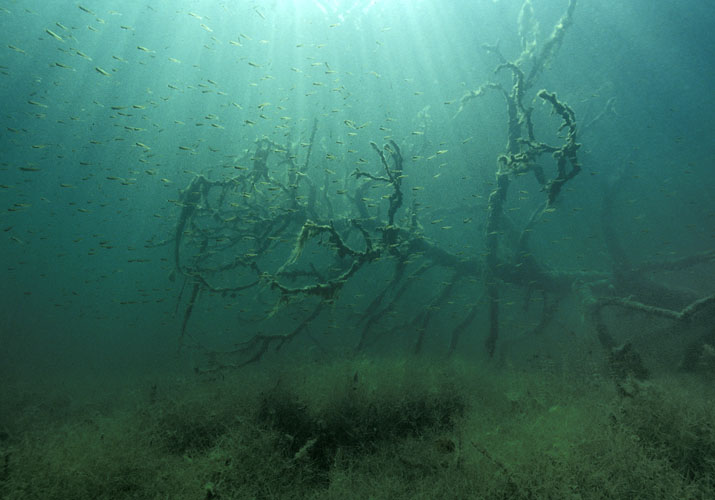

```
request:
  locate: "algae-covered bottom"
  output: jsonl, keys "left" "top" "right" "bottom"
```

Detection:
{"left": 1, "top": 358, "right": 714, "bottom": 500}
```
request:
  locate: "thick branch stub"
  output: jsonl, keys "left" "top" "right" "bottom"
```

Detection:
{"left": 595, "top": 294, "right": 715, "bottom": 324}
{"left": 526, "top": 0, "right": 577, "bottom": 86}
{"left": 537, "top": 89, "right": 581, "bottom": 206}
{"left": 453, "top": 83, "right": 502, "bottom": 119}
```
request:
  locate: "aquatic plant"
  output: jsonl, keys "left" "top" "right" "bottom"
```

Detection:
{"left": 3, "top": 359, "right": 714, "bottom": 499}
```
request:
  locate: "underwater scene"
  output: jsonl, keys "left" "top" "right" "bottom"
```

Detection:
{"left": 1, "top": 0, "right": 714, "bottom": 498}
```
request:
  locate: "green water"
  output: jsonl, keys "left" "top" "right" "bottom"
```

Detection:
{"left": 1, "top": 1, "right": 714, "bottom": 498}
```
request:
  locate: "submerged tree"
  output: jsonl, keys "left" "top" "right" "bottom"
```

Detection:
{"left": 167, "top": 0, "right": 714, "bottom": 386}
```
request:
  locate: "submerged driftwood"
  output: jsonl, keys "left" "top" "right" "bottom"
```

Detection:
{"left": 166, "top": 0, "right": 714, "bottom": 383}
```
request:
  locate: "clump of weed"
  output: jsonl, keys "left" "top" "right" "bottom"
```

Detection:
{"left": 254, "top": 365, "right": 466, "bottom": 482}
{"left": 154, "top": 402, "right": 229, "bottom": 455}
{"left": 193, "top": 359, "right": 469, "bottom": 498}
{"left": 614, "top": 379, "right": 715, "bottom": 487}
{"left": 259, "top": 378, "right": 464, "bottom": 472}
